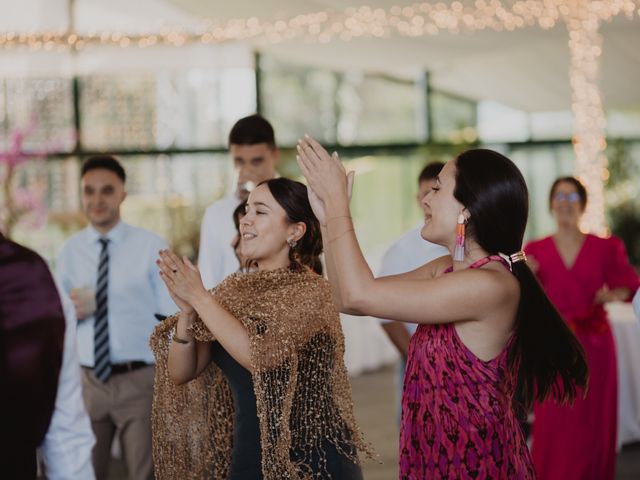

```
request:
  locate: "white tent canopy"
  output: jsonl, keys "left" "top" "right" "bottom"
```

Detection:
{"left": 1, "top": 0, "right": 639, "bottom": 112}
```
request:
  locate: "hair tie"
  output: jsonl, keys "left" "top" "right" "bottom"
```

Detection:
{"left": 509, "top": 251, "right": 527, "bottom": 264}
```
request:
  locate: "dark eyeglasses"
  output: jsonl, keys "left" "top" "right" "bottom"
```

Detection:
{"left": 552, "top": 192, "right": 581, "bottom": 203}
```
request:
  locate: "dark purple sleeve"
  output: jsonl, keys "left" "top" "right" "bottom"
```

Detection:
{"left": 605, "top": 236, "right": 640, "bottom": 300}
{"left": 0, "top": 236, "right": 65, "bottom": 462}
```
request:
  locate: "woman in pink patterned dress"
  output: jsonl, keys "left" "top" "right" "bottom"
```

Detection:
{"left": 297, "top": 139, "right": 589, "bottom": 479}
{"left": 525, "top": 176, "right": 640, "bottom": 480}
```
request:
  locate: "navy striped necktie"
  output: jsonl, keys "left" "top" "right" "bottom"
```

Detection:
{"left": 94, "top": 237, "right": 111, "bottom": 382}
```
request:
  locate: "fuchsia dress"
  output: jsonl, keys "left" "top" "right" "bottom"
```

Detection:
{"left": 525, "top": 234, "right": 640, "bottom": 480}
{"left": 400, "top": 256, "right": 535, "bottom": 479}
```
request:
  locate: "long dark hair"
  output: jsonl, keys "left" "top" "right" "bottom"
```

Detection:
{"left": 454, "top": 149, "right": 588, "bottom": 410}
{"left": 260, "top": 178, "right": 323, "bottom": 275}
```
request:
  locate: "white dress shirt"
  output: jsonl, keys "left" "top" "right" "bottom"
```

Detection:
{"left": 633, "top": 288, "right": 640, "bottom": 321}
{"left": 39, "top": 282, "right": 95, "bottom": 480}
{"left": 56, "top": 222, "right": 176, "bottom": 366}
{"left": 378, "top": 225, "right": 449, "bottom": 335}
{"left": 198, "top": 194, "right": 243, "bottom": 289}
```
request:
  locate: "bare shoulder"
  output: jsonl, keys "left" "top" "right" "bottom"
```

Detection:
{"left": 452, "top": 263, "right": 520, "bottom": 307}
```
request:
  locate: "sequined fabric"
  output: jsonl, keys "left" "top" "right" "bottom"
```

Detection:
{"left": 150, "top": 267, "right": 373, "bottom": 479}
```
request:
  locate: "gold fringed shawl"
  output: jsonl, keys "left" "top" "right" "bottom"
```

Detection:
{"left": 150, "top": 267, "right": 373, "bottom": 479}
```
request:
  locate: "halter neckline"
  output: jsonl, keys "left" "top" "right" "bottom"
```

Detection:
{"left": 445, "top": 254, "right": 510, "bottom": 273}
{"left": 468, "top": 254, "right": 510, "bottom": 270}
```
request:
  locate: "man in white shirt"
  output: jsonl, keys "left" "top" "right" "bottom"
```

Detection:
{"left": 633, "top": 288, "right": 640, "bottom": 321}
{"left": 198, "top": 114, "right": 279, "bottom": 288}
{"left": 378, "top": 162, "right": 449, "bottom": 416}
{"left": 39, "top": 284, "right": 96, "bottom": 480}
{"left": 56, "top": 156, "right": 176, "bottom": 480}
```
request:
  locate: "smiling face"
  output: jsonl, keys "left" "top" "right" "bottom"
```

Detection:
{"left": 239, "top": 184, "right": 305, "bottom": 270}
{"left": 81, "top": 168, "right": 127, "bottom": 233}
{"left": 420, "top": 160, "right": 466, "bottom": 250}
{"left": 550, "top": 180, "right": 584, "bottom": 228}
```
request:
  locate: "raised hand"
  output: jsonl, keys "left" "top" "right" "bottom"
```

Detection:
{"left": 157, "top": 250, "right": 208, "bottom": 310}
{"left": 296, "top": 135, "right": 349, "bottom": 206}
{"left": 158, "top": 274, "right": 194, "bottom": 314}
{"left": 306, "top": 184, "right": 327, "bottom": 226}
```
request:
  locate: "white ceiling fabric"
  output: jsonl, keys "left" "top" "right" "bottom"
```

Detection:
{"left": 0, "top": 0, "right": 638, "bottom": 112}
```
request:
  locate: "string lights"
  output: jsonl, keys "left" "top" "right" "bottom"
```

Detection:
{"left": 1, "top": 0, "right": 639, "bottom": 233}
{"left": 0, "top": 1, "right": 638, "bottom": 51}
{"left": 565, "top": 1, "right": 609, "bottom": 235}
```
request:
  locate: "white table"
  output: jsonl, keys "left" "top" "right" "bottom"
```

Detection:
{"left": 607, "top": 302, "right": 640, "bottom": 447}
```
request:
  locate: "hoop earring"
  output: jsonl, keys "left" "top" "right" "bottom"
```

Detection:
{"left": 453, "top": 214, "right": 465, "bottom": 262}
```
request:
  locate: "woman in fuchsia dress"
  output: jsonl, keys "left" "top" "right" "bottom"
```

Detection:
{"left": 526, "top": 176, "right": 640, "bottom": 480}
{"left": 296, "top": 140, "right": 589, "bottom": 479}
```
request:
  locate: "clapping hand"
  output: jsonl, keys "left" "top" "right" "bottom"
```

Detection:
{"left": 157, "top": 250, "right": 208, "bottom": 313}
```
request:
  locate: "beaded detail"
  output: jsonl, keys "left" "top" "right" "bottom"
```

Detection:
{"left": 150, "top": 267, "right": 373, "bottom": 479}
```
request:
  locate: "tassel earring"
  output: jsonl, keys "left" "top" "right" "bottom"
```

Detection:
{"left": 453, "top": 213, "right": 465, "bottom": 262}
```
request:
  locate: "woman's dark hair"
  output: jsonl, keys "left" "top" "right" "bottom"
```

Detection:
{"left": 232, "top": 201, "right": 247, "bottom": 231}
{"left": 231, "top": 201, "right": 247, "bottom": 254}
{"left": 549, "top": 176, "right": 588, "bottom": 211}
{"left": 260, "top": 178, "right": 323, "bottom": 275}
{"left": 453, "top": 149, "right": 588, "bottom": 411}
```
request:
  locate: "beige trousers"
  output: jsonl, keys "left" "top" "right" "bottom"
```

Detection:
{"left": 81, "top": 366, "right": 154, "bottom": 480}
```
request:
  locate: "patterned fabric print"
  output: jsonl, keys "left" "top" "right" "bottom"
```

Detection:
{"left": 399, "top": 256, "right": 535, "bottom": 480}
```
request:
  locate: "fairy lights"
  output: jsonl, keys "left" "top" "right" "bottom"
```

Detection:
{"left": 1, "top": 0, "right": 638, "bottom": 232}
{"left": 564, "top": 1, "right": 609, "bottom": 235}
{"left": 0, "top": 1, "right": 638, "bottom": 51}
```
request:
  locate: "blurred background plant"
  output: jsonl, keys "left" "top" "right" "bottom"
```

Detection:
{"left": 0, "top": 124, "right": 49, "bottom": 239}
{"left": 606, "top": 139, "right": 640, "bottom": 268}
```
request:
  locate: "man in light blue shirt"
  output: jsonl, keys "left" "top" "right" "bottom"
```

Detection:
{"left": 378, "top": 162, "right": 449, "bottom": 420}
{"left": 56, "top": 155, "right": 175, "bottom": 480}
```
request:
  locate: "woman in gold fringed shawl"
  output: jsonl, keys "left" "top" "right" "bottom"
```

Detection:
{"left": 150, "top": 178, "right": 371, "bottom": 479}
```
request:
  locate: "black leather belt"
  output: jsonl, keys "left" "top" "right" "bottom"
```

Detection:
{"left": 111, "top": 361, "right": 150, "bottom": 375}
{"left": 83, "top": 361, "right": 150, "bottom": 375}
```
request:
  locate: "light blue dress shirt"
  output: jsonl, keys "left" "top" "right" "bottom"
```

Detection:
{"left": 378, "top": 225, "right": 450, "bottom": 335}
{"left": 56, "top": 222, "right": 177, "bottom": 366}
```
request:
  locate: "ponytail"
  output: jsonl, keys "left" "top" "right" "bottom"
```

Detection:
{"left": 452, "top": 149, "right": 589, "bottom": 413}
{"left": 509, "top": 261, "right": 589, "bottom": 411}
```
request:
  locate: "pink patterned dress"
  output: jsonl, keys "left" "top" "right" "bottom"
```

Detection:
{"left": 399, "top": 256, "right": 535, "bottom": 479}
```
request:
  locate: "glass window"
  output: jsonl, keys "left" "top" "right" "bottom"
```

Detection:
{"left": 478, "top": 101, "right": 529, "bottom": 143}
{"left": 259, "top": 55, "right": 422, "bottom": 146}
{"left": 80, "top": 69, "right": 255, "bottom": 150}
{"left": 0, "top": 78, "right": 75, "bottom": 152}
{"left": 336, "top": 74, "right": 422, "bottom": 145}
{"left": 258, "top": 55, "right": 339, "bottom": 146}
{"left": 606, "top": 109, "right": 640, "bottom": 139}
{"left": 529, "top": 110, "right": 574, "bottom": 140}
{"left": 430, "top": 91, "right": 477, "bottom": 144}
{"left": 80, "top": 75, "right": 158, "bottom": 151}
